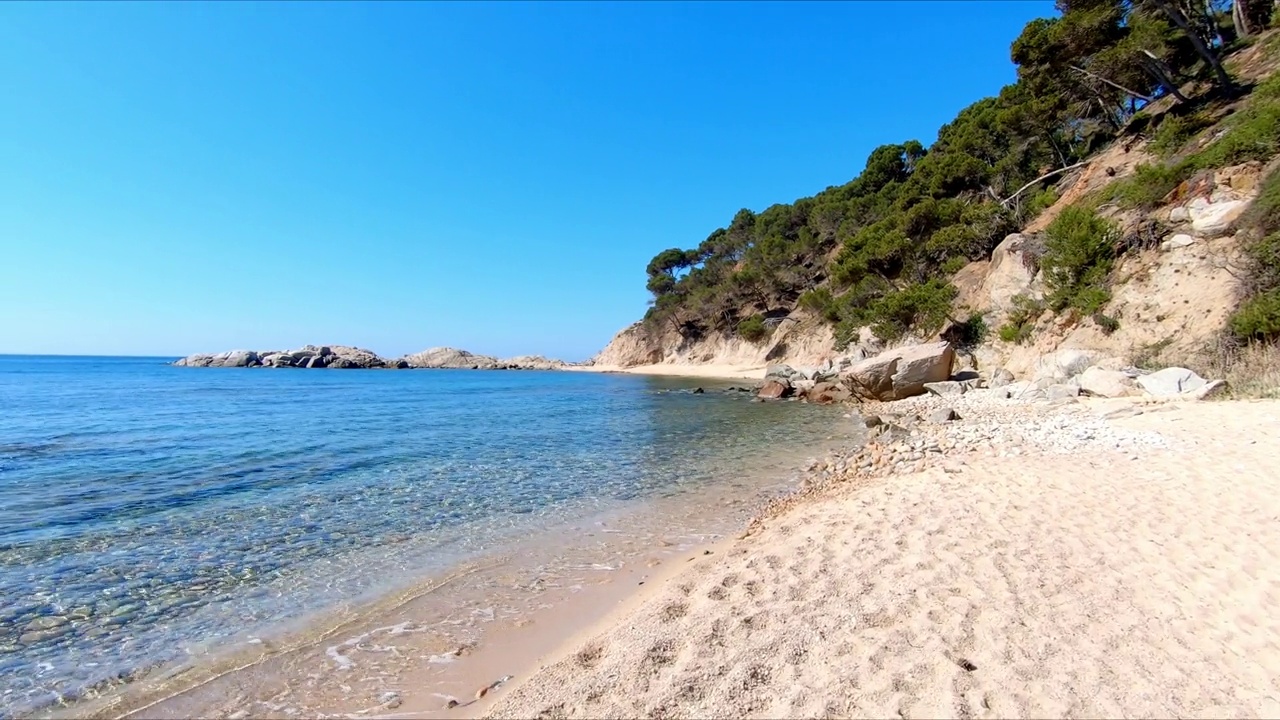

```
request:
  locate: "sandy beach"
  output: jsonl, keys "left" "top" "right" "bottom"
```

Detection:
{"left": 481, "top": 398, "right": 1280, "bottom": 719}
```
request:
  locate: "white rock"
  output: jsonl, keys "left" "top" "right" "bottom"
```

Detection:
{"left": 1169, "top": 206, "right": 1190, "bottom": 223}
{"left": 1078, "top": 366, "right": 1138, "bottom": 398}
{"left": 1161, "top": 233, "right": 1197, "bottom": 250}
{"left": 1188, "top": 199, "right": 1246, "bottom": 236}
{"left": 1032, "top": 349, "right": 1107, "bottom": 382}
{"left": 1137, "top": 367, "right": 1209, "bottom": 396}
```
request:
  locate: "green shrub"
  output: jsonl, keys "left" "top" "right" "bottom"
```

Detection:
{"left": 1025, "top": 187, "right": 1058, "bottom": 217}
{"left": 1092, "top": 312, "right": 1121, "bottom": 335}
{"left": 998, "top": 323, "right": 1025, "bottom": 343}
{"left": 736, "top": 314, "right": 769, "bottom": 342}
{"left": 947, "top": 312, "right": 988, "bottom": 348}
{"left": 1041, "top": 206, "right": 1118, "bottom": 314}
{"left": 1148, "top": 112, "right": 1215, "bottom": 157}
{"left": 859, "top": 279, "right": 958, "bottom": 343}
{"left": 1230, "top": 289, "right": 1280, "bottom": 342}
{"left": 797, "top": 287, "right": 841, "bottom": 323}
{"left": 1102, "top": 162, "right": 1193, "bottom": 210}
{"left": 1237, "top": 166, "right": 1280, "bottom": 239}
{"left": 997, "top": 293, "right": 1045, "bottom": 345}
{"left": 941, "top": 255, "right": 969, "bottom": 275}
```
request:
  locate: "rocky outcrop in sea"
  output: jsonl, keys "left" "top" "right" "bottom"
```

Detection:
{"left": 173, "top": 345, "right": 569, "bottom": 371}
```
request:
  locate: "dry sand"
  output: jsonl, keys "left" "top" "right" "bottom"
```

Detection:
{"left": 568, "top": 363, "right": 767, "bottom": 381}
{"left": 482, "top": 400, "right": 1280, "bottom": 719}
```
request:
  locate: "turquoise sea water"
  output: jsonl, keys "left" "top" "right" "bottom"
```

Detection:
{"left": 0, "top": 355, "right": 854, "bottom": 716}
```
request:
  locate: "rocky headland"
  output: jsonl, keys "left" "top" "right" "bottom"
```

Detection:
{"left": 173, "top": 345, "right": 569, "bottom": 371}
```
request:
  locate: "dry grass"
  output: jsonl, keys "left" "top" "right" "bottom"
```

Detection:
{"left": 1192, "top": 340, "right": 1280, "bottom": 399}
{"left": 1129, "top": 337, "right": 1280, "bottom": 399}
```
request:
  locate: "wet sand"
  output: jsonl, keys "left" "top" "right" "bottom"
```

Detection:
{"left": 52, "top": 441, "right": 848, "bottom": 720}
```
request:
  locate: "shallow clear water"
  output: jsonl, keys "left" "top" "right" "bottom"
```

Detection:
{"left": 0, "top": 356, "right": 854, "bottom": 716}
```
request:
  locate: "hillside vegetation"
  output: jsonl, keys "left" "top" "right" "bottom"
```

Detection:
{"left": 638, "top": 0, "right": 1279, "bottom": 354}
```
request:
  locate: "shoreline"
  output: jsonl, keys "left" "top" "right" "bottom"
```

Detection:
{"left": 566, "top": 363, "right": 767, "bottom": 381}
{"left": 482, "top": 395, "right": 1280, "bottom": 718}
{"left": 50, "top": 424, "right": 853, "bottom": 720}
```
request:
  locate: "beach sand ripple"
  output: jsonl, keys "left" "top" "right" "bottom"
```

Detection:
{"left": 485, "top": 401, "right": 1280, "bottom": 719}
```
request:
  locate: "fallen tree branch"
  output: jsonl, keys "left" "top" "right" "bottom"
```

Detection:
{"left": 1001, "top": 160, "right": 1091, "bottom": 206}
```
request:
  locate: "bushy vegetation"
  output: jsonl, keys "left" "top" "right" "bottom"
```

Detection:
{"left": 640, "top": 0, "right": 1259, "bottom": 347}
{"left": 1230, "top": 166, "right": 1280, "bottom": 341}
{"left": 998, "top": 294, "right": 1047, "bottom": 344}
{"left": 1103, "top": 72, "right": 1280, "bottom": 210}
{"left": 1041, "top": 207, "right": 1119, "bottom": 314}
{"left": 736, "top": 314, "right": 769, "bottom": 342}
{"left": 1148, "top": 111, "right": 1216, "bottom": 157}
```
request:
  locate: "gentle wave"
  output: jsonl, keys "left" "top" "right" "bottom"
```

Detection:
{"left": 0, "top": 355, "right": 856, "bottom": 716}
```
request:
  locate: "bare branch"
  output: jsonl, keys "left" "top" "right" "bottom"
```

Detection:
{"left": 1001, "top": 160, "right": 1091, "bottom": 206}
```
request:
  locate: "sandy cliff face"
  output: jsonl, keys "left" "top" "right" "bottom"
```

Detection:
{"left": 592, "top": 316, "right": 837, "bottom": 369}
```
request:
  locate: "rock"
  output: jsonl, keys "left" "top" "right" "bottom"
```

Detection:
{"left": 984, "top": 233, "right": 1043, "bottom": 314}
{"left": 24, "top": 616, "right": 68, "bottom": 631}
{"left": 1169, "top": 206, "right": 1190, "bottom": 223}
{"left": 804, "top": 381, "right": 850, "bottom": 405}
{"left": 1046, "top": 383, "right": 1080, "bottom": 400}
{"left": 174, "top": 350, "right": 260, "bottom": 368}
{"left": 989, "top": 367, "right": 1015, "bottom": 388}
{"left": 765, "top": 364, "right": 799, "bottom": 382}
{"left": 401, "top": 347, "right": 500, "bottom": 369}
{"left": 1032, "top": 349, "right": 1106, "bottom": 383}
{"left": 1188, "top": 198, "right": 1246, "bottom": 236}
{"left": 1137, "top": 367, "right": 1209, "bottom": 396}
{"left": 1078, "top": 366, "right": 1138, "bottom": 398}
{"left": 691, "top": 387, "right": 704, "bottom": 394}
{"left": 861, "top": 414, "right": 883, "bottom": 428}
{"left": 498, "top": 355, "right": 569, "bottom": 370}
{"left": 1161, "top": 233, "right": 1197, "bottom": 250}
{"left": 175, "top": 345, "right": 388, "bottom": 369}
{"left": 929, "top": 408, "right": 960, "bottom": 423}
{"left": 842, "top": 342, "right": 955, "bottom": 401}
{"left": 1185, "top": 378, "right": 1228, "bottom": 400}
{"left": 757, "top": 380, "right": 791, "bottom": 400}
{"left": 923, "top": 381, "right": 967, "bottom": 398}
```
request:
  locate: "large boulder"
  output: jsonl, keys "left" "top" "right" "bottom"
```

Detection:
{"left": 842, "top": 342, "right": 955, "bottom": 401}
{"left": 401, "top": 347, "right": 501, "bottom": 369}
{"left": 1137, "top": 367, "right": 1209, "bottom": 397}
{"left": 757, "top": 379, "right": 792, "bottom": 400}
{"left": 983, "top": 233, "right": 1042, "bottom": 315}
{"left": 1032, "top": 349, "right": 1107, "bottom": 383}
{"left": 1078, "top": 366, "right": 1138, "bottom": 398}
{"left": 174, "top": 350, "right": 261, "bottom": 368}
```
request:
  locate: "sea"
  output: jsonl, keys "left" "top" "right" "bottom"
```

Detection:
{"left": 0, "top": 355, "right": 860, "bottom": 717}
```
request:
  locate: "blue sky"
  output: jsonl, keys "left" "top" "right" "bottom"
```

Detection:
{"left": 0, "top": 1, "right": 1055, "bottom": 361}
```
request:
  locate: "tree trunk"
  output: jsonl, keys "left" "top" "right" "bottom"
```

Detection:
{"left": 1140, "top": 50, "right": 1190, "bottom": 102}
{"left": 1234, "top": 0, "right": 1254, "bottom": 37}
{"left": 1149, "top": 0, "right": 1235, "bottom": 92}
{"left": 1070, "top": 65, "right": 1155, "bottom": 103}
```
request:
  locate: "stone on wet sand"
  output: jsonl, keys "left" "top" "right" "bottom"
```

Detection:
{"left": 757, "top": 380, "right": 791, "bottom": 400}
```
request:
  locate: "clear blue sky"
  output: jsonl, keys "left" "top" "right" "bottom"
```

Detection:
{"left": 0, "top": 1, "right": 1055, "bottom": 361}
